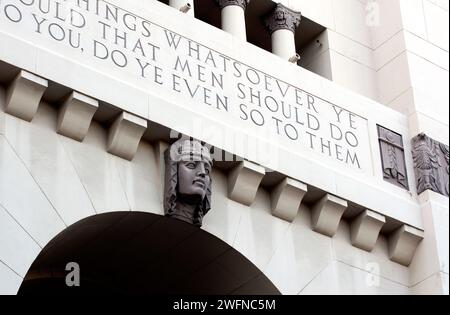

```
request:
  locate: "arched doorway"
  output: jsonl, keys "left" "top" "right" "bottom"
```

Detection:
{"left": 18, "top": 212, "right": 281, "bottom": 295}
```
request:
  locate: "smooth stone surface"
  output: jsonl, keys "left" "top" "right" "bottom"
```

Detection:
{"left": 60, "top": 122, "right": 131, "bottom": 213}
{"left": 0, "top": 261, "right": 23, "bottom": 295}
{"left": 4, "top": 104, "right": 97, "bottom": 226}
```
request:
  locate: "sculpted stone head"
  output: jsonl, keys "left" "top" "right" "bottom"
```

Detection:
{"left": 164, "top": 139, "right": 213, "bottom": 227}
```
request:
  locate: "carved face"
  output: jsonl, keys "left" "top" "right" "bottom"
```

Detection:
{"left": 164, "top": 139, "right": 213, "bottom": 226}
{"left": 275, "top": 10, "right": 285, "bottom": 22}
{"left": 177, "top": 159, "right": 211, "bottom": 202}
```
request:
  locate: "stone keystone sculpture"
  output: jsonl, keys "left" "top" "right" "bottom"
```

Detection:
{"left": 164, "top": 139, "right": 213, "bottom": 227}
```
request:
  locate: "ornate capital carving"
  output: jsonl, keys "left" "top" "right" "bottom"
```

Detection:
{"left": 378, "top": 126, "right": 409, "bottom": 190}
{"left": 264, "top": 3, "right": 301, "bottom": 34}
{"left": 412, "top": 133, "right": 449, "bottom": 197}
{"left": 216, "top": 0, "right": 250, "bottom": 10}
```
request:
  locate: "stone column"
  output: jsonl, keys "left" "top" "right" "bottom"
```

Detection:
{"left": 264, "top": 3, "right": 301, "bottom": 61}
{"left": 169, "top": 0, "right": 194, "bottom": 16}
{"left": 216, "top": 0, "right": 250, "bottom": 41}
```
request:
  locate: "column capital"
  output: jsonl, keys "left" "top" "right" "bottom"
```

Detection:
{"left": 216, "top": 0, "right": 250, "bottom": 10}
{"left": 264, "top": 3, "right": 301, "bottom": 34}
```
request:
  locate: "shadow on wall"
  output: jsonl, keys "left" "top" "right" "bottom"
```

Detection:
{"left": 18, "top": 211, "right": 281, "bottom": 295}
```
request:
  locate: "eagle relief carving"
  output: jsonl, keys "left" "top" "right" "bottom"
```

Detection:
{"left": 412, "top": 133, "right": 449, "bottom": 197}
{"left": 439, "top": 142, "right": 449, "bottom": 196}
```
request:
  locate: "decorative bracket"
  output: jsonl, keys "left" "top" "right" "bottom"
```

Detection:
{"left": 388, "top": 224, "right": 424, "bottom": 266}
{"left": 350, "top": 210, "right": 386, "bottom": 252}
{"left": 57, "top": 91, "right": 98, "bottom": 142}
{"left": 271, "top": 177, "right": 308, "bottom": 222}
{"left": 311, "top": 194, "right": 347, "bottom": 237}
{"left": 107, "top": 112, "right": 147, "bottom": 161}
{"left": 228, "top": 160, "right": 265, "bottom": 206}
{"left": 5, "top": 70, "right": 48, "bottom": 122}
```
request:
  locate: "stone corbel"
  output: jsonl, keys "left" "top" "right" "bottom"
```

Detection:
{"left": 107, "top": 112, "right": 147, "bottom": 161}
{"left": 311, "top": 194, "right": 348, "bottom": 237}
{"left": 5, "top": 70, "right": 48, "bottom": 122}
{"left": 271, "top": 177, "right": 307, "bottom": 222}
{"left": 388, "top": 224, "right": 424, "bottom": 266}
{"left": 350, "top": 210, "right": 386, "bottom": 252}
{"left": 57, "top": 91, "right": 98, "bottom": 142}
{"left": 228, "top": 160, "right": 265, "bottom": 206}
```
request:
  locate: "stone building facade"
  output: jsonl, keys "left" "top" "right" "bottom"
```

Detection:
{"left": 0, "top": 0, "right": 448, "bottom": 295}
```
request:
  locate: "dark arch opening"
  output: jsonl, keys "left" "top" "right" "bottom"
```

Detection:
{"left": 18, "top": 212, "right": 281, "bottom": 295}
